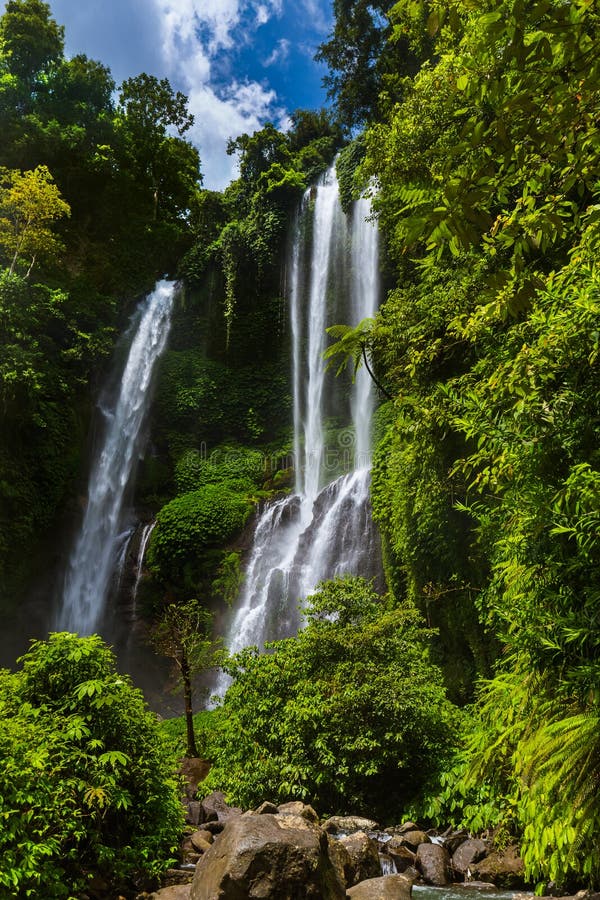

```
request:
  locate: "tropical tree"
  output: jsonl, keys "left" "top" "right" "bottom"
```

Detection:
{"left": 0, "top": 164, "right": 70, "bottom": 275}
{"left": 151, "top": 600, "right": 223, "bottom": 757}
{"left": 0, "top": 633, "right": 182, "bottom": 897}
{"left": 117, "top": 73, "right": 199, "bottom": 220}
{"left": 0, "top": 0, "right": 63, "bottom": 84}
{"left": 201, "top": 577, "right": 458, "bottom": 817}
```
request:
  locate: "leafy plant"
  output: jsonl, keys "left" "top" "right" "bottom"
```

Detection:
{"left": 0, "top": 633, "right": 182, "bottom": 897}
{"left": 201, "top": 576, "right": 459, "bottom": 818}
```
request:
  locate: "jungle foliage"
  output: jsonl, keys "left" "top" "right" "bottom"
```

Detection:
{"left": 344, "top": 0, "right": 600, "bottom": 888}
{"left": 200, "top": 577, "right": 458, "bottom": 819}
{"left": 0, "top": 633, "right": 181, "bottom": 898}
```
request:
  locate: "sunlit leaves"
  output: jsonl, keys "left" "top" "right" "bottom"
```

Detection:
{"left": 0, "top": 164, "right": 70, "bottom": 276}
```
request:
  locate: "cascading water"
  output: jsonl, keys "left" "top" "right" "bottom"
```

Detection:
{"left": 351, "top": 195, "right": 380, "bottom": 466}
{"left": 217, "top": 168, "right": 381, "bottom": 688}
{"left": 57, "top": 280, "right": 176, "bottom": 635}
{"left": 132, "top": 520, "right": 156, "bottom": 612}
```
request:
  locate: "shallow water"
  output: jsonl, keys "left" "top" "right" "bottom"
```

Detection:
{"left": 414, "top": 886, "right": 530, "bottom": 900}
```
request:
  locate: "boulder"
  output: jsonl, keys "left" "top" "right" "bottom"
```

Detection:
{"left": 396, "top": 822, "right": 419, "bottom": 835}
{"left": 327, "top": 836, "right": 353, "bottom": 887}
{"left": 444, "top": 830, "right": 470, "bottom": 856}
{"left": 452, "top": 838, "right": 487, "bottom": 875}
{"left": 190, "top": 813, "right": 346, "bottom": 899}
{"left": 322, "top": 816, "right": 380, "bottom": 835}
{"left": 386, "top": 839, "right": 416, "bottom": 873}
{"left": 256, "top": 801, "right": 279, "bottom": 815}
{"left": 190, "top": 834, "right": 213, "bottom": 855}
{"left": 417, "top": 843, "right": 451, "bottom": 886}
{"left": 472, "top": 846, "right": 525, "bottom": 887}
{"left": 277, "top": 801, "right": 319, "bottom": 823}
{"left": 347, "top": 874, "right": 413, "bottom": 900}
{"left": 393, "top": 831, "right": 430, "bottom": 852}
{"left": 338, "top": 831, "right": 381, "bottom": 886}
{"left": 179, "top": 758, "right": 211, "bottom": 799}
{"left": 191, "top": 830, "right": 214, "bottom": 850}
{"left": 185, "top": 801, "right": 204, "bottom": 827}
{"left": 150, "top": 887, "right": 192, "bottom": 900}
{"left": 200, "top": 791, "right": 242, "bottom": 824}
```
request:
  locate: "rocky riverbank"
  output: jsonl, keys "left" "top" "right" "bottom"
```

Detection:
{"left": 137, "top": 785, "right": 532, "bottom": 900}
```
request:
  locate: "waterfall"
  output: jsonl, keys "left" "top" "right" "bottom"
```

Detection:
{"left": 132, "top": 520, "right": 156, "bottom": 611}
{"left": 217, "top": 167, "right": 381, "bottom": 687}
{"left": 351, "top": 196, "right": 380, "bottom": 466}
{"left": 57, "top": 280, "right": 176, "bottom": 635}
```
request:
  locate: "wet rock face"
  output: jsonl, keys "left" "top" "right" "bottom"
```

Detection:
{"left": 416, "top": 843, "right": 451, "bottom": 886}
{"left": 452, "top": 838, "right": 488, "bottom": 875}
{"left": 190, "top": 813, "right": 346, "bottom": 900}
{"left": 322, "top": 815, "right": 380, "bottom": 835}
{"left": 337, "top": 830, "right": 382, "bottom": 886}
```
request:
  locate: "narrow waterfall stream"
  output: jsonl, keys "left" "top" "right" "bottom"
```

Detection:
{"left": 56, "top": 280, "right": 177, "bottom": 635}
{"left": 217, "top": 168, "right": 381, "bottom": 690}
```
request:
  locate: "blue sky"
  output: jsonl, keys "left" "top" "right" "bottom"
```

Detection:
{"left": 32, "top": 0, "right": 333, "bottom": 189}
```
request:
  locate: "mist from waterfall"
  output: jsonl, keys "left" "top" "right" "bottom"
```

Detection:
{"left": 57, "top": 281, "right": 176, "bottom": 635}
{"left": 217, "top": 168, "right": 381, "bottom": 683}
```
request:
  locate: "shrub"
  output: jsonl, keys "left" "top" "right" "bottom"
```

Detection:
{"left": 175, "top": 444, "right": 265, "bottom": 494}
{"left": 0, "top": 633, "right": 182, "bottom": 898}
{"left": 148, "top": 483, "right": 253, "bottom": 581}
{"left": 201, "top": 576, "right": 459, "bottom": 818}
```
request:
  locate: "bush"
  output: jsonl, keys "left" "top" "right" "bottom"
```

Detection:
{"left": 0, "top": 633, "right": 182, "bottom": 898}
{"left": 148, "top": 483, "right": 253, "bottom": 582}
{"left": 201, "top": 576, "right": 459, "bottom": 819}
{"left": 175, "top": 444, "right": 265, "bottom": 494}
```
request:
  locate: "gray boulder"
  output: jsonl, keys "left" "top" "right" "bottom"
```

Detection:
{"left": 472, "top": 845, "right": 525, "bottom": 887}
{"left": 452, "top": 838, "right": 487, "bottom": 875}
{"left": 386, "top": 838, "right": 416, "bottom": 873}
{"left": 150, "top": 887, "right": 192, "bottom": 900}
{"left": 443, "top": 830, "right": 470, "bottom": 856}
{"left": 417, "top": 843, "right": 451, "bottom": 886}
{"left": 338, "top": 831, "right": 381, "bottom": 886}
{"left": 277, "top": 800, "right": 319, "bottom": 822}
{"left": 201, "top": 791, "right": 242, "bottom": 824}
{"left": 347, "top": 874, "right": 413, "bottom": 900}
{"left": 322, "top": 816, "right": 380, "bottom": 835}
{"left": 394, "top": 831, "right": 430, "bottom": 851}
{"left": 190, "top": 813, "right": 346, "bottom": 899}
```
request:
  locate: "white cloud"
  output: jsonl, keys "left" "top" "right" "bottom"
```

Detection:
{"left": 148, "top": 0, "right": 286, "bottom": 188}
{"left": 264, "top": 38, "right": 291, "bottom": 67}
{"left": 186, "top": 79, "right": 286, "bottom": 190}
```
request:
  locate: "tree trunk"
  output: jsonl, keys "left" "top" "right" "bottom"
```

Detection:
{"left": 362, "top": 343, "right": 393, "bottom": 400}
{"left": 181, "top": 653, "right": 198, "bottom": 757}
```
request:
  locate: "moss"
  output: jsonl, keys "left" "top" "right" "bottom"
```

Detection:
{"left": 148, "top": 484, "right": 253, "bottom": 583}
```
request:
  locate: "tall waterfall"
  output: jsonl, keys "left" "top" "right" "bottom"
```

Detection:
{"left": 218, "top": 168, "right": 381, "bottom": 679}
{"left": 57, "top": 280, "right": 176, "bottom": 635}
